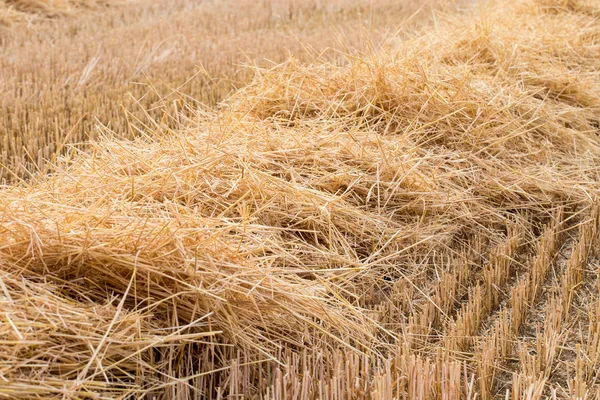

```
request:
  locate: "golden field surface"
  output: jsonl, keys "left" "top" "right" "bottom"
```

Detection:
{"left": 0, "top": 0, "right": 449, "bottom": 184}
{"left": 2, "top": 0, "right": 600, "bottom": 399}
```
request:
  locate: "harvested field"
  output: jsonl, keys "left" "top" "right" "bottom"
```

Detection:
{"left": 0, "top": 0, "right": 118, "bottom": 23}
{"left": 1, "top": 0, "right": 600, "bottom": 398}
{"left": 0, "top": 0, "right": 451, "bottom": 184}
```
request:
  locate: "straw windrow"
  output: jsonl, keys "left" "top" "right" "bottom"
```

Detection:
{"left": 0, "top": 0, "right": 448, "bottom": 183}
{"left": 1, "top": 0, "right": 600, "bottom": 397}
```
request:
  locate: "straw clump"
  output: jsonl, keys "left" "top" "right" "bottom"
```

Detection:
{"left": 1, "top": 0, "right": 600, "bottom": 397}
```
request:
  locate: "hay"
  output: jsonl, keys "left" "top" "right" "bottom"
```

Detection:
{"left": 1, "top": 0, "right": 600, "bottom": 397}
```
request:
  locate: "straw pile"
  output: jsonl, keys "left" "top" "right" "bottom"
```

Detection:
{"left": 1, "top": 0, "right": 600, "bottom": 398}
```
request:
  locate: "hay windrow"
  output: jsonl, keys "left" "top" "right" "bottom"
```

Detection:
{"left": 1, "top": 0, "right": 600, "bottom": 397}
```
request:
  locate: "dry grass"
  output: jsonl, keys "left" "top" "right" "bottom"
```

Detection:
{"left": 1, "top": 0, "right": 600, "bottom": 398}
{"left": 0, "top": 0, "right": 454, "bottom": 184}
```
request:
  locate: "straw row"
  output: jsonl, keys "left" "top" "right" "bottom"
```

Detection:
{"left": 1, "top": 0, "right": 600, "bottom": 397}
